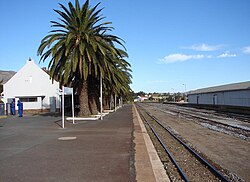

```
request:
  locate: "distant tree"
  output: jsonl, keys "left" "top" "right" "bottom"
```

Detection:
{"left": 165, "top": 93, "right": 173, "bottom": 102}
{"left": 174, "top": 92, "right": 185, "bottom": 102}
{"left": 137, "top": 91, "right": 146, "bottom": 96}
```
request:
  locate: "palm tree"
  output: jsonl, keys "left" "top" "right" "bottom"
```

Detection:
{"left": 102, "top": 52, "right": 132, "bottom": 109}
{"left": 38, "top": 0, "right": 129, "bottom": 116}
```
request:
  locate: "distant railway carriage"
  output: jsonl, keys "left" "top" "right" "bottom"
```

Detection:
{"left": 187, "top": 81, "right": 250, "bottom": 108}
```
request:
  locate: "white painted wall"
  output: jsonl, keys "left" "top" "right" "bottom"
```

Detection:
{"left": 3, "top": 59, "right": 61, "bottom": 110}
{"left": 188, "top": 90, "right": 250, "bottom": 107}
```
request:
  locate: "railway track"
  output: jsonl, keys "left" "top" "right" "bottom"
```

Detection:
{"left": 147, "top": 103, "right": 250, "bottom": 141}
{"left": 136, "top": 104, "right": 229, "bottom": 182}
{"left": 163, "top": 103, "right": 250, "bottom": 126}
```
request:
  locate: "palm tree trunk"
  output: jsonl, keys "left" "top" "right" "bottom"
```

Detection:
{"left": 109, "top": 95, "right": 113, "bottom": 109}
{"left": 78, "top": 80, "right": 91, "bottom": 116}
{"left": 89, "top": 94, "right": 98, "bottom": 115}
{"left": 88, "top": 76, "right": 98, "bottom": 115}
{"left": 103, "top": 96, "right": 108, "bottom": 110}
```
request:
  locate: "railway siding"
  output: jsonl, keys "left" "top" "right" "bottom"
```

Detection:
{"left": 138, "top": 105, "right": 227, "bottom": 181}
{"left": 152, "top": 103, "right": 250, "bottom": 141}
{"left": 137, "top": 103, "right": 250, "bottom": 182}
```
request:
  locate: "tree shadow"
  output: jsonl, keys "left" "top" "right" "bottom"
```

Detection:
{"left": 33, "top": 112, "right": 61, "bottom": 117}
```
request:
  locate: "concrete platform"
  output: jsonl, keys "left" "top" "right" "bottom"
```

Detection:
{"left": 132, "top": 105, "right": 170, "bottom": 182}
{"left": 0, "top": 104, "right": 169, "bottom": 181}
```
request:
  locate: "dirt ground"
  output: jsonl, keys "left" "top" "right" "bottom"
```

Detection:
{"left": 143, "top": 103, "right": 250, "bottom": 181}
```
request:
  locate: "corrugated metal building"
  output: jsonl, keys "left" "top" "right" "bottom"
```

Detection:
{"left": 187, "top": 81, "right": 250, "bottom": 107}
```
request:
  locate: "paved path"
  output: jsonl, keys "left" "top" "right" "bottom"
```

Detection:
{"left": 132, "top": 105, "right": 170, "bottom": 182}
{"left": 0, "top": 104, "right": 168, "bottom": 182}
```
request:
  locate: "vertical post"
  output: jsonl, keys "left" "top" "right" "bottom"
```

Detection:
{"left": 41, "top": 98, "right": 43, "bottom": 112}
{"left": 183, "top": 83, "right": 187, "bottom": 102}
{"left": 62, "top": 86, "right": 65, "bottom": 128}
{"left": 71, "top": 88, "right": 75, "bottom": 124}
{"left": 100, "top": 72, "right": 103, "bottom": 120}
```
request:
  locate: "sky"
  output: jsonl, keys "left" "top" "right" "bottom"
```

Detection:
{"left": 0, "top": 0, "right": 250, "bottom": 93}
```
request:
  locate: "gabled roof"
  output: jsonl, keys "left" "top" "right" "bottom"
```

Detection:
{"left": 0, "top": 70, "right": 16, "bottom": 84}
{"left": 3, "top": 59, "right": 61, "bottom": 97}
{"left": 4, "top": 59, "right": 53, "bottom": 85}
{"left": 188, "top": 81, "right": 250, "bottom": 95}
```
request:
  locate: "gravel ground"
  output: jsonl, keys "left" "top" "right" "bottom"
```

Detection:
{"left": 138, "top": 103, "right": 250, "bottom": 182}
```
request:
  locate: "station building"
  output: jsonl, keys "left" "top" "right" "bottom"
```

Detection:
{"left": 2, "top": 59, "right": 61, "bottom": 113}
{"left": 187, "top": 81, "right": 250, "bottom": 108}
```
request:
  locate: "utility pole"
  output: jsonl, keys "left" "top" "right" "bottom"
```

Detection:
{"left": 71, "top": 88, "right": 75, "bottom": 124}
{"left": 182, "top": 84, "right": 187, "bottom": 102}
{"left": 100, "top": 72, "right": 103, "bottom": 120}
{"left": 62, "top": 86, "right": 65, "bottom": 128}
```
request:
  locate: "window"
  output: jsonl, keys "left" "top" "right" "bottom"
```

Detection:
{"left": 19, "top": 97, "right": 37, "bottom": 102}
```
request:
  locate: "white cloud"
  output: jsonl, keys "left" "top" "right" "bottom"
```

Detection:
{"left": 183, "top": 43, "right": 223, "bottom": 51}
{"left": 243, "top": 46, "right": 250, "bottom": 54}
{"left": 160, "top": 53, "right": 205, "bottom": 63}
{"left": 217, "top": 52, "right": 236, "bottom": 58}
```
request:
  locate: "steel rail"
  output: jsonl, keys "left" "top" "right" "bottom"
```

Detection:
{"left": 163, "top": 103, "right": 250, "bottom": 122}
{"left": 141, "top": 107, "right": 229, "bottom": 182}
{"left": 177, "top": 110, "right": 250, "bottom": 132}
{"left": 137, "top": 107, "right": 189, "bottom": 182}
{"left": 158, "top": 104, "right": 250, "bottom": 132}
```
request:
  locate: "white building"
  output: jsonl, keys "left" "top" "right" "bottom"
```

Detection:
{"left": 2, "top": 59, "right": 61, "bottom": 113}
{"left": 134, "top": 95, "right": 148, "bottom": 102}
{"left": 187, "top": 81, "right": 250, "bottom": 107}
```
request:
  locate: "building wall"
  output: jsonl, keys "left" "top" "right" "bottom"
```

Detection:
{"left": 188, "top": 90, "right": 250, "bottom": 107}
{"left": 3, "top": 60, "right": 60, "bottom": 110}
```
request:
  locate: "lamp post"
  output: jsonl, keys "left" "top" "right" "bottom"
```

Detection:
{"left": 182, "top": 84, "right": 186, "bottom": 102}
{"left": 100, "top": 72, "right": 103, "bottom": 120}
{"left": 71, "top": 88, "right": 75, "bottom": 124}
{"left": 182, "top": 84, "right": 186, "bottom": 92}
{"left": 62, "top": 86, "right": 65, "bottom": 128}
